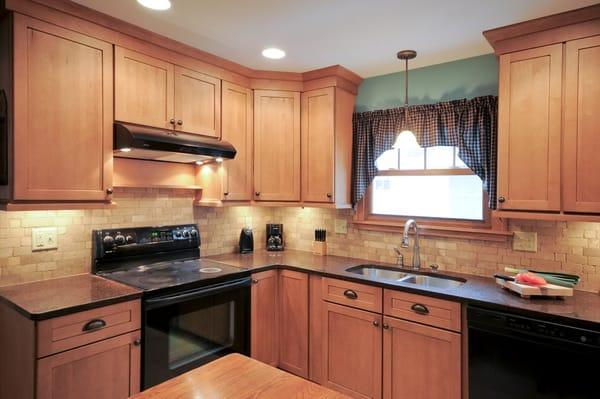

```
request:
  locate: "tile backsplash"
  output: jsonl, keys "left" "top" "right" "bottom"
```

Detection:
{"left": 1, "top": 189, "right": 599, "bottom": 294}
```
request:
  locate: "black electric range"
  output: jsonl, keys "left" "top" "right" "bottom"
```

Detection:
{"left": 92, "top": 224, "right": 251, "bottom": 389}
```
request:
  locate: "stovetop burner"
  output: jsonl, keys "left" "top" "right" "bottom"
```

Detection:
{"left": 100, "top": 258, "right": 247, "bottom": 291}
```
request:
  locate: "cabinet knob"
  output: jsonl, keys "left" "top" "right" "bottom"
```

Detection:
{"left": 133, "top": 339, "right": 141, "bottom": 347}
{"left": 326, "top": 193, "right": 332, "bottom": 198}
{"left": 382, "top": 323, "right": 390, "bottom": 330}
{"left": 498, "top": 196, "right": 506, "bottom": 203}
{"left": 373, "top": 320, "right": 380, "bottom": 327}
{"left": 224, "top": 192, "right": 229, "bottom": 196}
{"left": 252, "top": 278, "right": 258, "bottom": 284}
{"left": 169, "top": 118, "right": 176, "bottom": 125}
{"left": 177, "top": 120, "right": 183, "bottom": 126}
{"left": 106, "top": 188, "right": 113, "bottom": 195}
{"left": 255, "top": 191, "right": 260, "bottom": 197}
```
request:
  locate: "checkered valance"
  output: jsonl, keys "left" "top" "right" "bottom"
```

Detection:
{"left": 352, "top": 95, "right": 498, "bottom": 209}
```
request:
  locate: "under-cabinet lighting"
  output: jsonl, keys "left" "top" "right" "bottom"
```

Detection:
{"left": 215, "top": 157, "right": 224, "bottom": 163}
{"left": 119, "top": 148, "right": 132, "bottom": 152}
{"left": 195, "top": 161, "right": 205, "bottom": 165}
{"left": 137, "top": 0, "right": 171, "bottom": 11}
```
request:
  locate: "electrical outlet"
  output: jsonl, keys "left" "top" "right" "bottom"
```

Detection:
{"left": 512, "top": 231, "right": 537, "bottom": 252}
{"left": 32, "top": 227, "right": 58, "bottom": 251}
{"left": 334, "top": 218, "right": 348, "bottom": 234}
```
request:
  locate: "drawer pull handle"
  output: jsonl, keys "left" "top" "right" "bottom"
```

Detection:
{"left": 82, "top": 319, "right": 106, "bottom": 332}
{"left": 411, "top": 303, "right": 429, "bottom": 315}
{"left": 343, "top": 289, "right": 358, "bottom": 300}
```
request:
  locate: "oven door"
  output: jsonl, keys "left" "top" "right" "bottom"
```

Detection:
{"left": 143, "top": 277, "right": 251, "bottom": 389}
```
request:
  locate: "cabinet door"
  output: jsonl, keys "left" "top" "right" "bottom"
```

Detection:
{"left": 251, "top": 270, "right": 279, "bottom": 367}
{"left": 301, "top": 88, "right": 335, "bottom": 203}
{"left": 222, "top": 81, "right": 253, "bottom": 200}
{"left": 115, "top": 46, "right": 174, "bottom": 130}
{"left": 174, "top": 66, "right": 221, "bottom": 137}
{"left": 497, "top": 44, "right": 562, "bottom": 211}
{"left": 322, "top": 302, "right": 382, "bottom": 399}
{"left": 37, "top": 331, "right": 141, "bottom": 399}
{"left": 383, "top": 316, "right": 460, "bottom": 399}
{"left": 13, "top": 15, "right": 113, "bottom": 201}
{"left": 253, "top": 90, "right": 301, "bottom": 201}
{"left": 279, "top": 270, "right": 309, "bottom": 378}
{"left": 563, "top": 36, "right": 600, "bottom": 213}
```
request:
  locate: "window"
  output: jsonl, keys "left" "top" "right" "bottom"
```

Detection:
{"left": 367, "top": 145, "right": 487, "bottom": 223}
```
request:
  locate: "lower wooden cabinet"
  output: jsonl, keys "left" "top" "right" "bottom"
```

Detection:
{"left": 382, "top": 316, "right": 461, "bottom": 399}
{"left": 37, "top": 331, "right": 141, "bottom": 399}
{"left": 321, "top": 302, "right": 382, "bottom": 399}
{"left": 278, "top": 270, "right": 309, "bottom": 378}
{"left": 250, "top": 270, "right": 279, "bottom": 366}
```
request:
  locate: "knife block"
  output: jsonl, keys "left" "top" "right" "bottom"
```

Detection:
{"left": 312, "top": 241, "right": 327, "bottom": 256}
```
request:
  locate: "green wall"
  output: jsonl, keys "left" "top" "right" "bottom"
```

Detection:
{"left": 354, "top": 54, "right": 498, "bottom": 112}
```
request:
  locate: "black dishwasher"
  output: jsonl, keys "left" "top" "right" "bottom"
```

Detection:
{"left": 468, "top": 306, "right": 600, "bottom": 399}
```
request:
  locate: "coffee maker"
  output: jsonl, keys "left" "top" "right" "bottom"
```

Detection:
{"left": 266, "top": 224, "right": 284, "bottom": 251}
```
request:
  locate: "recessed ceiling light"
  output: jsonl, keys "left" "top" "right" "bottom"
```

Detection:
{"left": 262, "top": 47, "right": 286, "bottom": 60}
{"left": 137, "top": 0, "right": 171, "bottom": 11}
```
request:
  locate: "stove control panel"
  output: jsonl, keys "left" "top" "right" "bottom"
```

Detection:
{"left": 93, "top": 224, "right": 200, "bottom": 255}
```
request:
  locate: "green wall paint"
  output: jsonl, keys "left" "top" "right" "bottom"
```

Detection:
{"left": 355, "top": 54, "right": 498, "bottom": 112}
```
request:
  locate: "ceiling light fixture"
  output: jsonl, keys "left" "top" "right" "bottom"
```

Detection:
{"left": 393, "top": 50, "right": 419, "bottom": 149}
{"left": 262, "top": 47, "right": 286, "bottom": 60}
{"left": 137, "top": 0, "right": 171, "bottom": 11}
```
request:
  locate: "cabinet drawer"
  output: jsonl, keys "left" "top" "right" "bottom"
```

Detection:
{"left": 383, "top": 290, "right": 461, "bottom": 332}
{"left": 322, "top": 278, "right": 382, "bottom": 313}
{"left": 37, "top": 300, "right": 141, "bottom": 357}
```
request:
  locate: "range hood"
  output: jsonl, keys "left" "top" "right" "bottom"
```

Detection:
{"left": 114, "top": 122, "right": 236, "bottom": 163}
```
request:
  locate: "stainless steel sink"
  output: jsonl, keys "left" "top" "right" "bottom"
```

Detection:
{"left": 345, "top": 264, "right": 465, "bottom": 289}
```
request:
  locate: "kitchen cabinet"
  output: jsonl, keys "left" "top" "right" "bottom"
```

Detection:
{"left": 278, "top": 270, "right": 309, "bottom": 378}
{"left": 321, "top": 301, "right": 382, "bottom": 399}
{"left": 37, "top": 331, "right": 140, "bottom": 399}
{"left": 301, "top": 87, "right": 354, "bottom": 207}
{"left": 3, "top": 14, "right": 113, "bottom": 202}
{"left": 0, "top": 299, "right": 141, "bottom": 399}
{"left": 496, "top": 44, "right": 563, "bottom": 212}
{"left": 382, "top": 316, "right": 461, "bottom": 399}
{"left": 253, "top": 90, "right": 301, "bottom": 202}
{"left": 115, "top": 47, "right": 221, "bottom": 137}
{"left": 250, "top": 270, "right": 279, "bottom": 367}
{"left": 563, "top": 35, "right": 600, "bottom": 213}
{"left": 221, "top": 81, "right": 253, "bottom": 201}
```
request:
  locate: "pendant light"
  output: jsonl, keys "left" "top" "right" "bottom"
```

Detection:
{"left": 393, "top": 50, "right": 419, "bottom": 149}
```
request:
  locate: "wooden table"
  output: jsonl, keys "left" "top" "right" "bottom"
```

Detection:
{"left": 131, "top": 353, "right": 348, "bottom": 398}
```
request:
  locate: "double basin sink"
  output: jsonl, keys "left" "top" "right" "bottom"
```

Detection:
{"left": 345, "top": 264, "right": 466, "bottom": 289}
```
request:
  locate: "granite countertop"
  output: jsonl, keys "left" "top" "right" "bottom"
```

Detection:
{"left": 207, "top": 249, "right": 600, "bottom": 328}
{"left": 0, "top": 274, "right": 142, "bottom": 320}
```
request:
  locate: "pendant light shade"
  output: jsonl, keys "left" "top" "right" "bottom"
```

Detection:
{"left": 393, "top": 50, "right": 419, "bottom": 149}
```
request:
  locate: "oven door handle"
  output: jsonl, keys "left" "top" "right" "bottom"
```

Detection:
{"left": 145, "top": 277, "right": 252, "bottom": 310}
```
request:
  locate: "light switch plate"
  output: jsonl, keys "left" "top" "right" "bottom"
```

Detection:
{"left": 32, "top": 227, "right": 58, "bottom": 251}
{"left": 512, "top": 231, "right": 537, "bottom": 252}
{"left": 334, "top": 218, "right": 348, "bottom": 234}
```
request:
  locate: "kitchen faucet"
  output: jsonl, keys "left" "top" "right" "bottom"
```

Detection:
{"left": 401, "top": 219, "right": 420, "bottom": 270}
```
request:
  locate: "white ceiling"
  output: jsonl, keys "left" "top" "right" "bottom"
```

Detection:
{"left": 73, "top": 0, "right": 598, "bottom": 77}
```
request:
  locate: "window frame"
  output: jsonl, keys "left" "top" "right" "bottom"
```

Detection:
{"left": 354, "top": 147, "right": 510, "bottom": 241}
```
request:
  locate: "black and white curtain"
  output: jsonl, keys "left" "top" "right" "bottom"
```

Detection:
{"left": 351, "top": 95, "right": 498, "bottom": 209}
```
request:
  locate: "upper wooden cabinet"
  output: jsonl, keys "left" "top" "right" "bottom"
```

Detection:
{"left": 301, "top": 87, "right": 354, "bottom": 207}
{"left": 115, "top": 46, "right": 221, "bottom": 138}
{"left": 253, "top": 90, "right": 301, "bottom": 202}
{"left": 487, "top": 5, "right": 600, "bottom": 218}
{"left": 563, "top": 35, "right": 600, "bottom": 213}
{"left": 3, "top": 14, "right": 113, "bottom": 203}
{"left": 497, "top": 44, "right": 563, "bottom": 212}
{"left": 221, "top": 81, "right": 253, "bottom": 201}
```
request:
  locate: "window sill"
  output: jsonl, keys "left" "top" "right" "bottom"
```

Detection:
{"left": 352, "top": 219, "right": 513, "bottom": 242}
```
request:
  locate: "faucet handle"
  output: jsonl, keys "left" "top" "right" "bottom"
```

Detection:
{"left": 401, "top": 237, "right": 409, "bottom": 248}
{"left": 429, "top": 264, "right": 439, "bottom": 272}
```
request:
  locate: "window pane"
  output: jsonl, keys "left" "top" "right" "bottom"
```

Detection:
{"left": 371, "top": 175, "right": 484, "bottom": 220}
{"left": 455, "top": 151, "right": 468, "bottom": 169}
{"left": 426, "top": 146, "right": 455, "bottom": 169}
{"left": 399, "top": 146, "right": 424, "bottom": 170}
{"left": 375, "top": 149, "right": 398, "bottom": 170}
